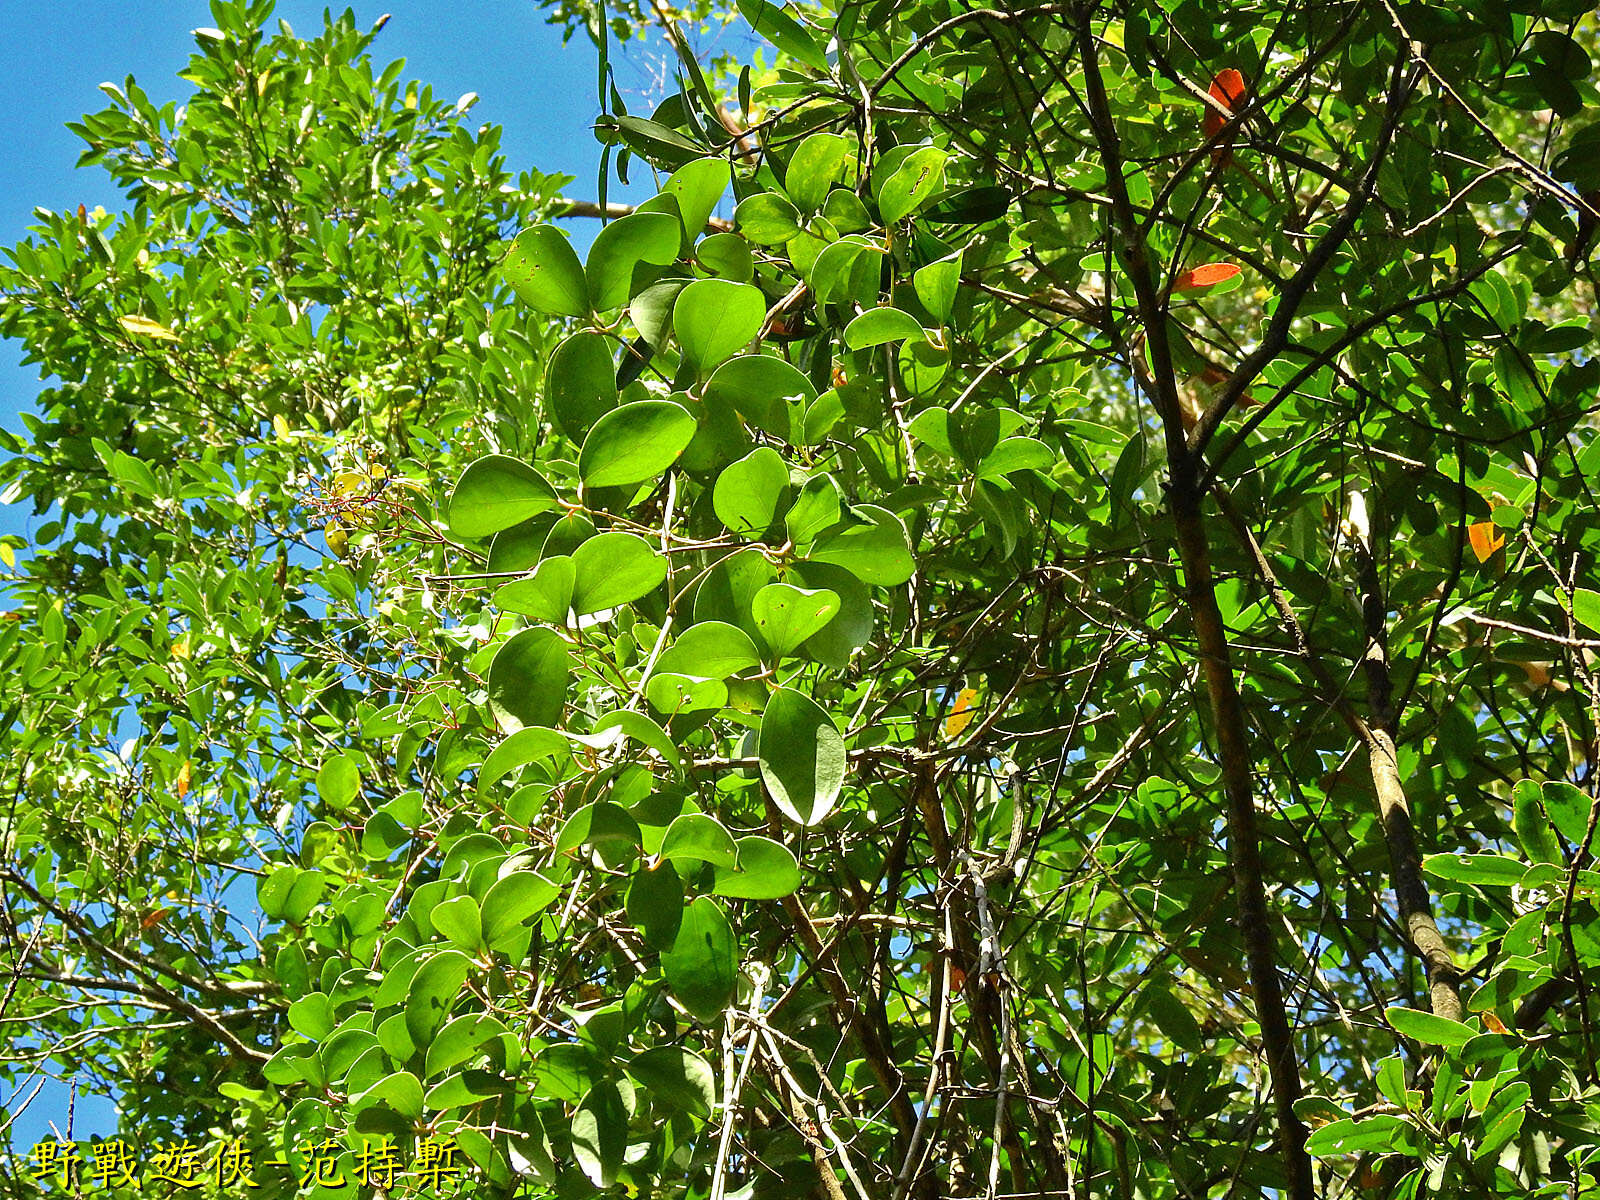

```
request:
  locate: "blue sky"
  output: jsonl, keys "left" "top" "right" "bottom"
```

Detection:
{"left": 0, "top": 0, "right": 749, "bottom": 1157}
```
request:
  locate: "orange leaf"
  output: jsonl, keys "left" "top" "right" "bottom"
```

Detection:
{"left": 1481, "top": 1010, "right": 1511, "bottom": 1035}
{"left": 1468, "top": 521, "right": 1505, "bottom": 563}
{"left": 175, "top": 760, "right": 193, "bottom": 799}
{"left": 1202, "top": 68, "right": 1247, "bottom": 138}
{"left": 1173, "top": 263, "right": 1241, "bottom": 292}
{"left": 141, "top": 907, "right": 172, "bottom": 931}
{"left": 944, "top": 687, "right": 979, "bottom": 739}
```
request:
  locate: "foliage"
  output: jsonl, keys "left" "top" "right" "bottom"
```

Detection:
{"left": 5, "top": 1, "right": 1600, "bottom": 1199}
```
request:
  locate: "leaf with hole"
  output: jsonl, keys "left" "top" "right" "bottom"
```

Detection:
{"left": 502, "top": 226, "right": 588, "bottom": 316}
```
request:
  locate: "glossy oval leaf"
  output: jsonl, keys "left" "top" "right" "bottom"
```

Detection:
{"left": 662, "top": 896, "right": 738, "bottom": 1022}
{"left": 579, "top": 400, "right": 697, "bottom": 488}
{"left": 712, "top": 835, "right": 802, "bottom": 899}
{"left": 571, "top": 532, "right": 667, "bottom": 615}
{"left": 674, "top": 279, "right": 766, "bottom": 370}
{"left": 487, "top": 627, "right": 571, "bottom": 734}
{"left": 585, "top": 211, "right": 682, "bottom": 312}
{"left": 759, "top": 687, "right": 845, "bottom": 825}
{"left": 653, "top": 621, "right": 763, "bottom": 679}
{"left": 809, "top": 505, "right": 915, "bottom": 585}
{"left": 404, "top": 950, "right": 472, "bottom": 1046}
{"left": 843, "top": 306, "right": 926, "bottom": 350}
{"left": 714, "top": 447, "right": 790, "bottom": 535}
{"left": 502, "top": 225, "right": 588, "bottom": 316}
{"left": 628, "top": 1045, "right": 715, "bottom": 1117}
{"left": 545, "top": 331, "right": 617, "bottom": 441}
{"left": 751, "top": 583, "right": 840, "bottom": 660}
{"left": 448, "top": 456, "right": 558, "bottom": 540}
{"left": 659, "top": 813, "right": 739, "bottom": 870}
{"left": 495, "top": 556, "right": 576, "bottom": 625}
{"left": 733, "top": 191, "right": 802, "bottom": 245}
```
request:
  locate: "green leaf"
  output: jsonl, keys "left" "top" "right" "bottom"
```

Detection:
{"left": 976, "top": 437, "right": 1053, "bottom": 481}
{"left": 1421, "top": 852, "right": 1531, "bottom": 887}
{"left": 593, "top": 710, "right": 683, "bottom": 772}
{"left": 545, "top": 331, "right": 617, "bottom": 441}
{"left": 571, "top": 1078, "right": 635, "bottom": 1187}
{"left": 631, "top": 278, "right": 692, "bottom": 351}
{"left": 487, "top": 628, "right": 571, "bottom": 734}
{"left": 786, "top": 133, "right": 850, "bottom": 211}
{"left": 481, "top": 871, "right": 562, "bottom": 952}
{"left": 431, "top": 895, "right": 483, "bottom": 952}
{"left": 734, "top": 192, "right": 802, "bottom": 244}
{"left": 646, "top": 673, "right": 729, "bottom": 714}
{"left": 660, "top": 813, "right": 740, "bottom": 869}
{"left": 662, "top": 896, "right": 739, "bottom": 1022}
{"left": 1385, "top": 1006, "right": 1476, "bottom": 1049}
{"left": 654, "top": 621, "right": 763, "bottom": 679}
{"left": 585, "top": 212, "right": 682, "bottom": 311}
{"left": 809, "top": 235, "right": 881, "bottom": 307}
{"left": 751, "top": 583, "right": 840, "bottom": 660}
{"left": 809, "top": 505, "right": 915, "bottom": 585}
{"left": 1574, "top": 589, "right": 1600, "bottom": 632}
{"left": 1513, "top": 779, "right": 1561, "bottom": 864}
{"left": 712, "top": 835, "right": 802, "bottom": 899}
{"left": 316, "top": 752, "right": 361, "bottom": 811}
{"left": 913, "top": 251, "right": 961, "bottom": 325}
{"left": 448, "top": 456, "right": 558, "bottom": 539}
{"left": 571, "top": 532, "right": 666, "bottom": 614}
{"left": 425, "top": 1013, "right": 510, "bottom": 1078}
{"left": 759, "top": 687, "right": 846, "bottom": 825}
{"left": 405, "top": 950, "right": 472, "bottom": 1046}
{"left": 791, "top": 561, "right": 873, "bottom": 668}
{"left": 1305, "top": 1115, "right": 1413, "bottom": 1158}
{"left": 697, "top": 232, "right": 755, "bottom": 282}
{"left": 628, "top": 1046, "right": 715, "bottom": 1116}
{"left": 704, "top": 354, "right": 814, "bottom": 440}
{"left": 496, "top": 556, "right": 576, "bottom": 625}
{"left": 674, "top": 279, "right": 766, "bottom": 369}
{"left": 579, "top": 400, "right": 697, "bottom": 488}
{"left": 502, "top": 225, "right": 589, "bottom": 316}
{"left": 288, "top": 993, "right": 334, "bottom": 1041}
{"left": 615, "top": 115, "right": 705, "bottom": 169}
{"left": 736, "top": 0, "right": 828, "bottom": 71}
{"left": 1543, "top": 780, "right": 1593, "bottom": 846}
{"left": 479, "top": 727, "right": 571, "bottom": 792}
{"left": 844, "top": 306, "right": 926, "bottom": 349}
{"left": 627, "top": 861, "right": 684, "bottom": 950}
{"left": 663, "top": 158, "right": 731, "bottom": 249}
{"left": 714, "top": 447, "right": 790, "bottom": 535}
{"left": 877, "top": 146, "right": 948, "bottom": 224}
{"left": 353, "top": 1071, "right": 424, "bottom": 1121}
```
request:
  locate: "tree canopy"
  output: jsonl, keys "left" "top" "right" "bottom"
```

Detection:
{"left": 4, "top": 1, "right": 1600, "bottom": 1198}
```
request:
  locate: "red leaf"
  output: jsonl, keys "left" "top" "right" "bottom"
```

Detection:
{"left": 1202, "top": 68, "right": 1247, "bottom": 138}
{"left": 1172, "top": 263, "right": 1240, "bottom": 292}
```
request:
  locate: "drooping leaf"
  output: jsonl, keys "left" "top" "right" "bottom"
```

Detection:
{"left": 759, "top": 687, "right": 846, "bottom": 825}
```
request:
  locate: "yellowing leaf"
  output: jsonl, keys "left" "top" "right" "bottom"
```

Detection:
{"left": 325, "top": 521, "right": 350, "bottom": 558}
{"left": 0, "top": 542, "right": 14, "bottom": 569}
{"left": 175, "top": 760, "right": 193, "bottom": 799}
{"left": 1468, "top": 521, "right": 1505, "bottom": 562}
{"left": 333, "top": 470, "right": 369, "bottom": 498}
{"left": 944, "top": 688, "right": 979, "bottom": 738}
{"left": 118, "top": 314, "right": 179, "bottom": 342}
{"left": 1481, "top": 1010, "right": 1511, "bottom": 1035}
{"left": 171, "top": 636, "right": 190, "bottom": 660}
{"left": 272, "top": 415, "right": 293, "bottom": 440}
